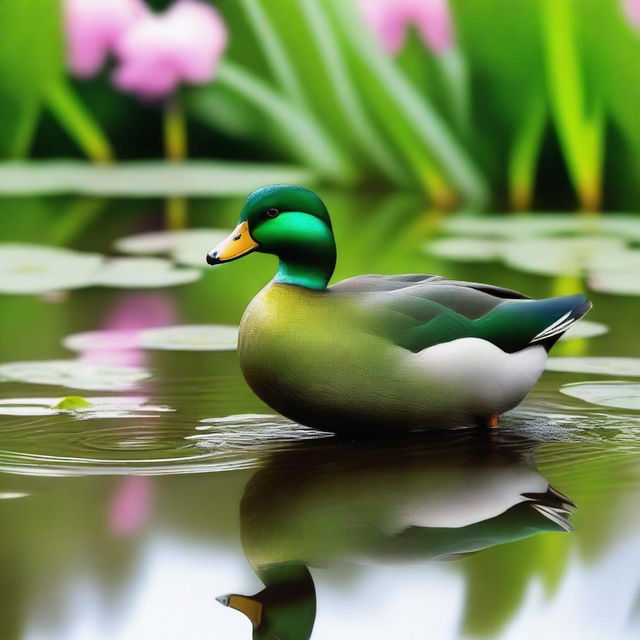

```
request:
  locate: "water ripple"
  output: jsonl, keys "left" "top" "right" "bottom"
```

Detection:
{"left": 0, "top": 379, "right": 638, "bottom": 477}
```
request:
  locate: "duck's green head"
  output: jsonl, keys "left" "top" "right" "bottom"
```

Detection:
{"left": 206, "top": 185, "right": 336, "bottom": 290}
{"left": 216, "top": 563, "right": 316, "bottom": 640}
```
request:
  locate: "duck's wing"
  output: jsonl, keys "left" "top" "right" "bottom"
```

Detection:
{"left": 330, "top": 274, "right": 591, "bottom": 353}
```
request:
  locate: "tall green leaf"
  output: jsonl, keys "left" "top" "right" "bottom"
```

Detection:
{"left": 0, "top": 0, "right": 63, "bottom": 158}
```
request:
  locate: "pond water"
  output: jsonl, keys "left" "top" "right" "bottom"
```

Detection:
{"left": 1, "top": 196, "right": 639, "bottom": 640}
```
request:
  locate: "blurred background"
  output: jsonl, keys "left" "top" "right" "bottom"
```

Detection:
{"left": 1, "top": 2, "right": 640, "bottom": 640}
{"left": 1, "top": 0, "right": 639, "bottom": 212}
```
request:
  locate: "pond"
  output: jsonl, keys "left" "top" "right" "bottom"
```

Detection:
{"left": 1, "top": 195, "right": 639, "bottom": 640}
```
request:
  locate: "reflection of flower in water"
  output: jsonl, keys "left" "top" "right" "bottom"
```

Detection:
{"left": 358, "top": 0, "right": 454, "bottom": 55}
{"left": 109, "top": 476, "right": 153, "bottom": 536}
{"left": 65, "top": 0, "right": 147, "bottom": 77}
{"left": 77, "top": 293, "right": 175, "bottom": 367}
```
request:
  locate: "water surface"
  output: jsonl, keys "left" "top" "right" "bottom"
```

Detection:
{"left": 1, "top": 197, "right": 639, "bottom": 639}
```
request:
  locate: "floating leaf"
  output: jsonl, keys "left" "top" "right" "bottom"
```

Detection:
{"left": 63, "top": 329, "right": 141, "bottom": 353}
{"left": 0, "top": 396, "right": 172, "bottom": 418}
{"left": 560, "top": 382, "right": 640, "bottom": 411}
{"left": 53, "top": 396, "right": 92, "bottom": 411}
{"left": 502, "top": 237, "right": 623, "bottom": 276}
{"left": 586, "top": 249, "right": 640, "bottom": 274}
{"left": 96, "top": 258, "right": 201, "bottom": 288}
{"left": 0, "top": 243, "right": 103, "bottom": 294}
{"left": 425, "top": 237, "right": 503, "bottom": 262}
{"left": 0, "top": 360, "right": 150, "bottom": 391}
{"left": 139, "top": 325, "right": 238, "bottom": 351}
{"left": 546, "top": 357, "right": 640, "bottom": 376}
{"left": 63, "top": 324, "right": 239, "bottom": 354}
{"left": 0, "top": 160, "right": 314, "bottom": 196}
{"left": 115, "top": 229, "right": 229, "bottom": 268}
{"left": 442, "top": 214, "right": 640, "bottom": 240}
{"left": 589, "top": 273, "right": 640, "bottom": 297}
{"left": 557, "top": 320, "right": 608, "bottom": 342}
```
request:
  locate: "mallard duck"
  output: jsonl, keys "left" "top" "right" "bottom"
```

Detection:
{"left": 216, "top": 434, "right": 575, "bottom": 639}
{"left": 207, "top": 185, "right": 591, "bottom": 433}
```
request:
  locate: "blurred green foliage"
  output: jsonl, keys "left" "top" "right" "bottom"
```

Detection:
{"left": 1, "top": 0, "right": 639, "bottom": 211}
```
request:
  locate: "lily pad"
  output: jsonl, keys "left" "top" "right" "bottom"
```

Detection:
{"left": 63, "top": 324, "right": 239, "bottom": 353}
{"left": 95, "top": 258, "right": 201, "bottom": 288}
{"left": 502, "top": 237, "right": 624, "bottom": 277}
{"left": 425, "top": 237, "right": 503, "bottom": 262}
{"left": 0, "top": 396, "right": 172, "bottom": 418}
{"left": 560, "top": 381, "right": 640, "bottom": 411}
{"left": 62, "top": 330, "right": 141, "bottom": 353}
{"left": 139, "top": 325, "right": 238, "bottom": 351}
{"left": 586, "top": 249, "right": 640, "bottom": 274}
{"left": 115, "top": 229, "right": 229, "bottom": 268}
{"left": 557, "top": 320, "right": 608, "bottom": 342}
{"left": 589, "top": 273, "right": 640, "bottom": 296}
{"left": 546, "top": 357, "right": 640, "bottom": 376}
{"left": 442, "top": 214, "right": 640, "bottom": 240}
{"left": 0, "top": 360, "right": 150, "bottom": 391}
{"left": 0, "top": 160, "right": 314, "bottom": 196}
{"left": 0, "top": 244, "right": 103, "bottom": 294}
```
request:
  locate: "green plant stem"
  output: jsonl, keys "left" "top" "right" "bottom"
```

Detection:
{"left": 163, "top": 96, "right": 188, "bottom": 229}
{"left": 45, "top": 78, "right": 114, "bottom": 164}
{"left": 508, "top": 97, "right": 546, "bottom": 211}
{"left": 540, "top": 0, "right": 604, "bottom": 211}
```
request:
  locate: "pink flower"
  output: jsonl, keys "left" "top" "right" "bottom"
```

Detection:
{"left": 113, "top": 0, "right": 228, "bottom": 99}
{"left": 624, "top": 0, "right": 640, "bottom": 29}
{"left": 64, "top": 0, "right": 148, "bottom": 77}
{"left": 358, "top": 0, "right": 454, "bottom": 55}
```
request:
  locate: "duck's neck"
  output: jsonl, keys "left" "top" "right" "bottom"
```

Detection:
{"left": 274, "top": 238, "right": 336, "bottom": 291}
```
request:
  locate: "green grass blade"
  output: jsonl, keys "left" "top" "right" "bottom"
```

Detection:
{"left": 213, "top": 61, "right": 355, "bottom": 182}
{"left": 240, "top": 0, "right": 307, "bottom": 108}
{"left": 540, "top": 0, "right": 604, "bottom": 210}
{"left": 298, "top": 0, "right": 407, "bottom": 185}
{"left": 327, "top": 0, "right": 487, "bottom": 208}
{"left": 508, "top": 96, "right": 546, "bottom": 210}
{"left": 438, "top": 48, "right": 471, "bottom": 138}
{"left": 45, "top": 79, "right": 114, "bottom": 163}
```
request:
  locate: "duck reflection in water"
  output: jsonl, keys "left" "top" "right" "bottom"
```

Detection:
{"left": 217, "top": 431, "right": 576, "bottom": 639}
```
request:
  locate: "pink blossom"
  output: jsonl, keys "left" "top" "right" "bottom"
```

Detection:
{"left": 624, "top": 0, "right": 640, "bottom": 29}
{"left": 64, "top": 0, "right": 148, "bottom": 77}
{"left": 358, "top": 0, "right": 454, "bottom": 55}
{"left": 113, "top": 0, "right": 228, "bottom": 99}
{"left": 109, "top": 476, "right": 153, "bottom": 536}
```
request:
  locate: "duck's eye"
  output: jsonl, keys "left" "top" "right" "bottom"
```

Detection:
{"left": 266, "top": 208, "right": 280, "bottom": 218}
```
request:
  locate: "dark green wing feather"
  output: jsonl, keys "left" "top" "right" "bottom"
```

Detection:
{"left": 330, "top": 274, "right": 590, "bottom": 353}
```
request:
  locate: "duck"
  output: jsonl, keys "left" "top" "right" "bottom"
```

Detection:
{"left": 216, "top": 432, "right": 576, "bottom": 639}
{"left": 206, "top": 185, "right": 591, "bottom": 433}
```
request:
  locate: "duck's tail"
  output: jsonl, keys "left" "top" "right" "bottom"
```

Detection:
{"left": 474, "top": 293, "right": 592, "bottom": 353}
{"left": 528, "top": 298, "right": 592, "bottom": 352}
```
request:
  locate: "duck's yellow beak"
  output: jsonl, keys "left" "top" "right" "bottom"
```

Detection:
{"left": 216, "top": 594, "right": 263, "bottom": 628}
{"left": 206, "top": 221, "right": 259, "bottom": 265}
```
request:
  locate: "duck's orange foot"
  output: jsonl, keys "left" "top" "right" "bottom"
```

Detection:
{"left": 485, "top": 414, "right": 500, "bottom": 429}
